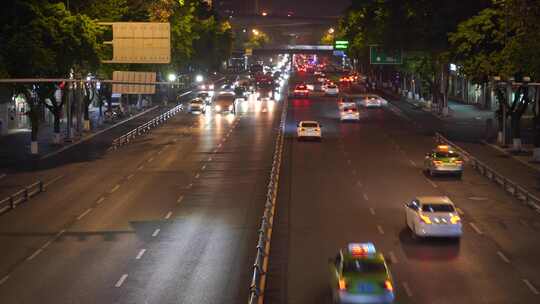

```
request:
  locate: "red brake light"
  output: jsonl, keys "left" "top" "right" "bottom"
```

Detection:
{"left": 384, "top": 280, "right": 393, "bottom": 292}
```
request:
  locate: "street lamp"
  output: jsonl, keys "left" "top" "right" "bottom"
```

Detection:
{"left": 261, "top": 11, "right": 268, "bottom": 16}
{"left": 328, "top": 27, "right": 335, "bottom": 34}
{"left": 252, "top": 29, "right": 260, "bottom": 36}
{"left": 168, "top": 73, "right": 177, "bottom": 82}
{"left": 195, "top": 74, "right": 204, "bottom": 83}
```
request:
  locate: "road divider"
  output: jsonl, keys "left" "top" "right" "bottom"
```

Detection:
{"left": 0, "top": 181, "right": 44, "bottom": 215}
{"left": 249, "top": 94, "right": 287, "bottom": 304}
{"left": 436, "top": 133, "right": 540, "bottom": 213}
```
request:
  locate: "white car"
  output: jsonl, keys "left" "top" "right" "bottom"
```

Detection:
{"left": 325, "top": 84, "right": 339, "bottom": 96}
{"left": 189, "top": 98, "right": 206, "bottom": 113}
{"left": 340, "top": 106, "right": 360, "bottom": 121}
{"left": 297, "top": 121, "right": 322, "bottom": 141}
{"left": 405, "top": 196, "right": 462, "bottom": 238}
{"left": 361, "top": 94, "right": 387, "bottom": 108}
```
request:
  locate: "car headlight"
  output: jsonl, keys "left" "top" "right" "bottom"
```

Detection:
{"left": 215, "top": 105, "right": 221, "bottom": 111}
{"left": 209, "top": 84, "right": 214, "bottom": 90}
{"left": 228, "top": 105, "right": 233, "bottom": 111}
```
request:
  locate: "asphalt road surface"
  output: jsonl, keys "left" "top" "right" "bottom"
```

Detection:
{"left": 0, "top": 92, "right": 281, "bottom": 304}
{"left": 264, "top": 75, "right": 540, "bottom": 304}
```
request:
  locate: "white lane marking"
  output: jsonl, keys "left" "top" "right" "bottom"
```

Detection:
{"left": 208, "top": 157, "right": 213, "bottom": 161}
{"left": 27, "top": 248, "right": 43, "bottom": 261}
{"left": 157, "top": 149, "right": 164, "bottom": 155}
{"left": 0, "top": 173, "right": 6, "bottom": 179}
{"left": 0, "top": 275, "right": 9, "bottom": 286}
{"left": 41, "top": 241, "right": 52, "bottom": 250}
{"left": 147, "top": 157, "right": 154, "bottom": 163}
{"left": 497, "top": 251, "right": 511, "bottom": 263}
{"left": 402, "top": 282, "right": 413, "bottom": 297}
{"left": 77, "top": 208, "right": 93, "bottom": 220}
{"left": 137, "top": 165, "right": 144, "bottom": 170}
{"left": 135, "top": 249, "right": 147, "bottom": 260}
{"left": 409, "top": 160, "right": 417, "bottom": 167}
{"left": 369, "top": 208, "right": 376, "bottom": 215}
{"left": 377, "top": 225, "right": 385, "bottom": 235}
{"left": 523, "top": 279, "right": 540, "bottom": 295}
{"left": 186, "top": 183, "right": 193, "bottom": 189}
{"left": 195, "top": 173, "right": 200, "bottom": 179}
{"left": 456, "top": 208, "right": 464, "bottom": 216}
{"left": 55, "top": 229, "right": 66, "bottom": 238}
{"left": 44, "top": 175, "right": 64, "bottom": 187}
{"left": 126, "top": 173, "right": 135, "bottom": 180}
{"left": 96, "top": 197, "right": 105, "bottom": 205}
{"left": 115, "top": 274, "right": 128, "bottom": 288}
{"left": 388, "top": 251, "right": 398, "bottom": 264}
{"left": 177, "top": 195, "right": 184, "bottom": 204}
{"left": 152, "top": 229, "right": 161, "bottom": 237}
{"left": 469, "top": 222, "right": 483, "bottom": 235}
{"left": 201, "top": 164, "right": 207, "bottom": 170}
{"left": 356, "top": 181, "right": 363, "bottom": 187}
{"left": 425, "top": 178, "right": 438, "bottom": 188}
{"left": 164, "top": 211, "right": 173, "bottom": 219}
{"left": 363, "top": 193, "right": 369, "bottom": 201}
{"left": 110, "top": 184, "right": 120, "bottom": 193}
{"left": 347, "top": 159, "right": 352, "bottom": 165}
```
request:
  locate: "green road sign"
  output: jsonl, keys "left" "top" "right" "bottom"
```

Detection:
{"left": 369, "top": 45, "right": 402, "bottom": 65}
{"left": 334, "top": 40, "right": 349, "bottom": 50}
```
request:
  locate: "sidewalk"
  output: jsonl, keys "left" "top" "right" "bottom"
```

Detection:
{"left": 0, "top": 105, "right": 159, "bottom": 173}
{"left": 378, "top": 87, "right": 540, "bottom": 202}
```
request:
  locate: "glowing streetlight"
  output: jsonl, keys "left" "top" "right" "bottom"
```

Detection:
{"left": 168, "top": 73, "right": 177, "bottom": 82}
{"left": 252, "top": 29, "right": 260, "bottom": 36}
{"left": 261, "top": 11, "right": 268, "bottom": 16}
{"left": 328, "top": 27, "right": 335, "bottom": 34}
{"left": 195, "top": 74, "right": 204, "bottom": 83}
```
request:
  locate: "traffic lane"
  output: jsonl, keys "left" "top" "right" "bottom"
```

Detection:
{"left": 118, "top": 102, "right": 280, "bottom": 304}
{"left": 376, "top": 102, "right": 540, "bottom": 294}
{"left": 266, "top": 96, "right": 536, "bottom": 304}
{"left": 0, "top": 105, "right": 240, "bottom": 303}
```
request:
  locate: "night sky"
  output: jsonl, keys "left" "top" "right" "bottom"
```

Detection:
{"left": 218, "top": 0, "right": 351, "bottom": 17}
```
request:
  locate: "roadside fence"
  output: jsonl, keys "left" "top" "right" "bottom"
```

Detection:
{"left": 0, "top": 181, "right": 44, "bottom": 215}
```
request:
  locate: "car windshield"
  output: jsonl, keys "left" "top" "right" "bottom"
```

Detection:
{"left": 434, "top": 151, "right": 460, "bottom": 158}
{"left": 343, "top": 108, "right": 357, "bottom": 112}
{"left": 197, "top": 93, "right": 208, "bottom": 98}
{"left": 301, "top": 122, "right": 318, "bottom": 128}
{"left": 421, "top": 204, "right": 455, "bottom": 212}
{"left": 343, "top": 260, "right": 386, "bottom": 274}
{"left": 296, "top": 86, "right": 306, "bottom": 90}
{"left": 327, "top": 85, "right": 337, "bottom": 88}
{"left": 191, "top": 100, "right": 203, "bottom": 104}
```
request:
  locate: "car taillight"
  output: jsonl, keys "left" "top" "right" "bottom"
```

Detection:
{"left": 420, "top": 214, "right": 432, "bottom": 224}
{"left": 450, "top": 215, "right": 461, "bottom": 224}
{"left": 339, "top": 278, "right": 347, "bottom": 290}
{"left": 383, "top": 280, "right": 393, "bottom": 292}
{"left": 300, "top": 128, "right": 305, "bottom": 131}
{"left": 433, "top": 160, "right": 443, "bottom": 166}
{"left": 454, "top": 160, "right": 463, "bottom": 165}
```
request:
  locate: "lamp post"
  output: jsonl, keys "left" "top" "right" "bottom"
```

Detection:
{"left": 167, "top": 73, "right": 176, "bottom": 106}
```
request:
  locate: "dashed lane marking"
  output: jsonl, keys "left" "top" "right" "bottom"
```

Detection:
{"left": 110, "top": 184, "right": 120, "bottom": 193}
{"left": 425, "top": 178, "right": 438, "bottom": 188}
{"left": 147, "top": 157, "right": 154, "bottom": 163}
{"left": 468, "top": 197, "right": 488, "bottom": 201}
{"left": 356, "top": 181, "right": 363, "bottom": 187}
{"left": 363, "top": 193, "right": 369, "bottom": 201}
{"left": 0, "top": 173, "right": 6, "bottom": 179}
{"left": 55, "top": 229, "right": 66, "bottom": 239}
{"left": 377, "top": 225, "right": 385, "bottom": 235}
{"left": 135, "top": 249, "right": 146, "bottom": 260}
{"left": 115, "top": 274, "right": 128, "bottom": 288}
{"left": 497, "top": 251, "right": 511, "bottom": 263}
{"left": 409, "top": 160, "right": 417, "bottom": 167}
{"left": 347, "top": 159, "right": 352, "bottom": 165}
{"left": 523, "top": 279, "right": 540, "bottom": 295}
{"left": 77, "top": 208, "right": 92, "bottom": 220}
{"left": 41, "top": 241, "right": 52, "bottom": 250}
{"left": 177, "top": 195, "right": 184, "bottom": 204}
{"left": 27, "top": 248, "right": 43, "bottom": 261}
{"left": 369, "top": 208, "right": 376, "bottom": 215}
{"left": 201, "top": 164, "right": 207, "bottom": 170}
{"left": 402, "top": 282, "right": 413, "bottom": 297}
{"left": 186, "top": 183, "right": 193, "bottom": 189}
{"left": 152, "top": 229, "right": 161, "bottom": 237}
{"left": 469, "top": 222, "right": 483, "bottom": 235}
{"left": 208, "top": 157, "right": 213, "bottom": 161}
{"left": 137, "top": 165, "right": 144, "bottom": 171}
{"left": 164, "top": 211, "right": 173, "bottom": 219}
{"left": 126, "top": 173, "right": 135, "bottom": 180}
{"left": 44, "top": 175, "right": 64, "bottom": 187}
{"left": 195, "top": 173, "right": 200, "bottom": 179}
{"left": 388, "top": 251, "right": 398, "bottom": 264}
{"left": 0, "top": 275, "right": 9, "bottom": 285}
{"left": 96, "top": 197, "right": 105, "bottom": 205}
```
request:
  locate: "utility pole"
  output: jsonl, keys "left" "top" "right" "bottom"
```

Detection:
{"left": 255, "top": 0, "right": 259, "bottom": 14}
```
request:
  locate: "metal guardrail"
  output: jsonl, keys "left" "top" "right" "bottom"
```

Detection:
{"left": 110, "top": 103, "right": 184, "bottom": 150}
{"left": 248, "top": 96, "right": 288, "bottom": 304}
{"left": 435, "top": 133, "right": 540, "bottom": 212}
{"left": 0, "top": 181, "right": 44, "bottom": 215}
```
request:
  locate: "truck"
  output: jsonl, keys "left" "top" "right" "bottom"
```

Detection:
{"left": 255, "top": 74, "right": 275, "bottom": 100}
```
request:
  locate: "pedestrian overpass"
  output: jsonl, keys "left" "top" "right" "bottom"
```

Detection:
{"left": 252, "top": 45, "right": 337, "bottom": 56}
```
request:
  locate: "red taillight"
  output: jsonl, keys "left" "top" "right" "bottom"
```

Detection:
{"left": 454, "top": 160, "right": 463, "bottom": 165}
{"left": 433, "top": 160, "right": 443, "bottom": 166}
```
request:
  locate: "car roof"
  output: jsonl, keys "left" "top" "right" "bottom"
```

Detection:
{"left": 299, "top": 120, "right": 319, "bottom": 124}
{"left": 415, "top": 196, "right": 454, "bottom": 205}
